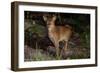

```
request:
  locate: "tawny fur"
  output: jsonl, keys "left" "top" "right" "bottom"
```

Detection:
{"left": 43, "top": 15, "right": 72, "bottom": 57}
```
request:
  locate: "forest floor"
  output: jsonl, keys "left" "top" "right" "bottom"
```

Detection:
{"left": 24, "top": 40, "right": 90, "bottom": 61}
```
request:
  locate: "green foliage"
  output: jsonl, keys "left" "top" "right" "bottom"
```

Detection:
{"left": 79, "top": 25, "right": 90, "bottom": 49}
{"left": 28, "top": 23, "right": 46, "bottom": 37}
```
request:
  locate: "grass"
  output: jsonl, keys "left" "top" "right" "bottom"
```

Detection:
{"left": 33, "top": 42, "right": 63, "bottom": 61}
{"left": 25, "top": 43, "right": 90, "bottom": 61}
